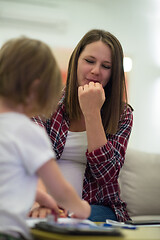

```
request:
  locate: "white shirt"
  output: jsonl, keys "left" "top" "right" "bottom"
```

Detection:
{"left": 58, "top": 131, "right": 87, "bottom": 197}
{"left": 0, "top": 112, "right": 55, "bottom": 239}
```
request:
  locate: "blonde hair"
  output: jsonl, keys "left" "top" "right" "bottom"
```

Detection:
{"left": 0, "top": 37, "right": 62, "bottom": 117}
{"left": 65, "top": 29, "right": 128, "bottom": 134}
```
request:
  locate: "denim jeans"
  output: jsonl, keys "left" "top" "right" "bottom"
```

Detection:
{"left": 88, "top": 205, "right": 117, "bottom": 222}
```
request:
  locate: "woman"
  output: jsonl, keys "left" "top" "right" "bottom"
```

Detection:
{"left": 31, "top": 29, "right": 133, "bottom": 222}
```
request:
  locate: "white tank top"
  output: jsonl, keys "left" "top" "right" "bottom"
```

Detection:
{"left": 58, "top": 131, "right": 87, "bottom": 197}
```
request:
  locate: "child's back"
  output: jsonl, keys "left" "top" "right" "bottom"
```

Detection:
{"left": 0, "top": 37, "right": 90, "bottom": 240}
{"left": 0, "top": 112, "right": 56, "bottom": 239}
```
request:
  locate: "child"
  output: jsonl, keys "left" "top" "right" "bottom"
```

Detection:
{"left": 0, "top": 37, "right": 91, "bottom": 240}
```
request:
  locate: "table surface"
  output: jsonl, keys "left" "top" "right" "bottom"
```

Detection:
{"left": 31, "top": 225, "right": 160, "bottom": 240}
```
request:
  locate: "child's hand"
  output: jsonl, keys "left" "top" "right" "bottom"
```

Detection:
{"left": 29, "top": 190, "right": 59, "bottom": 218}
{"left": 28, "top": 202, "right": 52, "bottom": 218}
{"left": 70, "top": 200, "right": 91, "bottom": 219}
{"left": 28, "top": 203, "right": 68, "bottom": 219}
{"left": 59, "top": 208, "right": 68, "bottom": 218}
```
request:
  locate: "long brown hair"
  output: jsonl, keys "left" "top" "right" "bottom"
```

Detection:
{"left": 65, "top": 29, "right": 128, "bottom": 134}
{"left": 0, "top": 37, "right": 62, "bottom": 117}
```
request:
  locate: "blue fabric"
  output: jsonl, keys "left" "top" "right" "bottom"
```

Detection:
{"left": 88, "top": 205, "right": 117, "bottom": 222}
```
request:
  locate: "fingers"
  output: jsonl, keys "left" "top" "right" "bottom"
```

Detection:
{"left": 29, "top": 206, "right": 52, "bottom": 218}
{"left": 79, "top": 81, "right": 102, "bottom": 90}
{"left": 78, "top": 81, "right": 102, "bottom": 98}
{"left": 59, "top": 209, "right": 68, "bottom": 218}
{"left": 29, "top": 207, "right": 67, "bottom": 219}
{"left": 42, "top": 194, "right": 60, "bottom": 215}
{"left": 89, "top": 81, "right": 102, "bottom": 88}
{"left": 28, "top": 203, "right": 67, "bottom": 219}
{"left": 28, "top": 199, "right": 57, "bottom": 219}
{"left": 36, "top": 190, "right": 60, "bottom": 215}
{"left": 78, "top": 81, "right": 105, "bottom": 113}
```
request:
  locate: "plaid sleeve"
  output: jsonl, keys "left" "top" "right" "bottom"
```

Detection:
{"left": 86, "top": 105, "right": 133, "bottom": 186}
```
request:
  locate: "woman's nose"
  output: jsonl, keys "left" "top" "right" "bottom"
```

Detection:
{"left": 91, "top": 64, "right": 100, "bottom": 75}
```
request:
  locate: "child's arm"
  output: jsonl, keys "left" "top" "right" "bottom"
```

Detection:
{"left": 36, "top": 159, "right": 91, "bottom": 219}
{"left": 29, "top": 179, "right": 67, "bottom": 218}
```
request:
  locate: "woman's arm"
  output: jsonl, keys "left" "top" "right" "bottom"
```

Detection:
{"left": 78, "top": 81, "right": 133, "bottom": 184}
{"left": 86, "top": 106, "right": 133, "bottom": 185}
{"left": 78, "top": 82, "right": 107, "bottom": 152}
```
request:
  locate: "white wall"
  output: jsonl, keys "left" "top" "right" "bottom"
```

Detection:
{"left": 0, "top": 0, "right": 160, "bottom": 153}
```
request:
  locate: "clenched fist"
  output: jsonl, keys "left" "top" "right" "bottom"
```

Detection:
{"left": 78, "top": 81, "right": 105, "bottom": 117}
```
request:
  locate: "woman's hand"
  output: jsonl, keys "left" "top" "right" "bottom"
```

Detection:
{"left": 78, "top": 81, "right": 105, "bottom": 117}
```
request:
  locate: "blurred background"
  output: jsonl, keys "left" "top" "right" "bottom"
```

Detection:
{"left": 0, "top": 0, "right": 160, "bottom": 153}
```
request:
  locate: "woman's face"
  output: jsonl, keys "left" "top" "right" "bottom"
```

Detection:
{"left": 77, "top": 40, "right": 112, "bottom": 87}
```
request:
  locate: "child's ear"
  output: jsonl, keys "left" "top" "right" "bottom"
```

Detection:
{"left": 25, "top": 79, "right": 40, "bottom": 105}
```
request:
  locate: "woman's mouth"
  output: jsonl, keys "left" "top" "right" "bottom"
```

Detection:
{"left": 86, "top": 78, "right": 99, "bottom": 83}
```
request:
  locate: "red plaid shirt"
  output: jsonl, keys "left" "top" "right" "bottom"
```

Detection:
{"left": 33, "top": 95, "right": 133, "bottom": 222}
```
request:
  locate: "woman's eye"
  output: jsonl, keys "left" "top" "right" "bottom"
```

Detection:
{"left": 102, "top": 65, "right": 111, "bottom": 69}
{"left": 85, "top": 59, "right": 94, "bottom": 64}
{"left": 84, "top": 59, "right": 111, "bottom": 69}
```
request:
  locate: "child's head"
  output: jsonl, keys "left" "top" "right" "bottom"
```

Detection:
{"left": 0, "top": 37, "right": 62, "bottom": 117}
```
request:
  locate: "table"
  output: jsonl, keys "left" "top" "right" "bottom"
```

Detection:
{"left": 31, "top": 225, "right": 160, "bottom": 240}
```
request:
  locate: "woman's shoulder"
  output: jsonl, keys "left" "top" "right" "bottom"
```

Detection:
{"left": 50, "top": 92, "right": 69, "bottom": 126}
{"left": 122, "top": 103, "right": 134, "bottom": 115}
{"left": 119, "top": 103, "right": 133, "bottom": 124}
{"left": 126, "top": 103, "right": 134, "bottom": 112}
